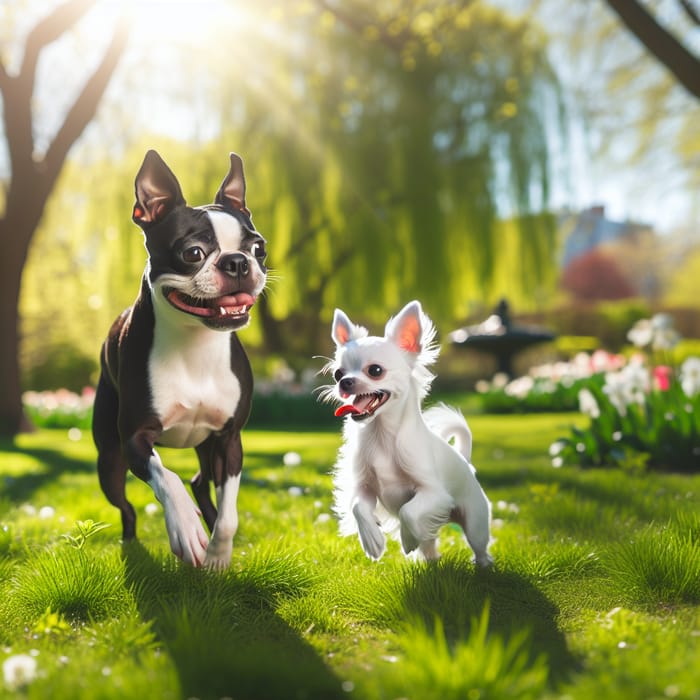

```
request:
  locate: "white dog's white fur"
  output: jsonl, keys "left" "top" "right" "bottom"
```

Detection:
{"left": 324, "top": 300, "right": 493, "bottom": 566}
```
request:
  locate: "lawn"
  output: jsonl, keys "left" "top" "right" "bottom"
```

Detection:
{"left": 1, "top": 413, "right": 699, "bottom": 699}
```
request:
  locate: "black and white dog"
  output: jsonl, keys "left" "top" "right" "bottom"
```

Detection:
{"left": 92, "top": 150, "right": 267, "bottom": 569}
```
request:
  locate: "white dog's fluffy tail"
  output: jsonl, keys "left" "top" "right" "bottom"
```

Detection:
{"left": 423, "top": 403, "right": 472, "bottom": 462}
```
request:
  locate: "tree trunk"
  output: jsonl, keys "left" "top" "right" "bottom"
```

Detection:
{"left": 0, "top": 217, "right": 34, "bottom": 434}
{"left": 0, "top": 2, "right": 128, "bottom": 436}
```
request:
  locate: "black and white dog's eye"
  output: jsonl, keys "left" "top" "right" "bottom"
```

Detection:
{"left": 251, "top": 241, "right": 266, "bottom": 259}
{"left": 334, "top": 369, "right": 344, "bottom": 382}
{"left": 182, "top": 246, "right": 205, "bottom": 263}
{"left": 367, "top": 364, "right": 384, "bottom": 378}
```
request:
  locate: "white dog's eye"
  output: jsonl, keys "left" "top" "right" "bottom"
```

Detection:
{"left": 334, "top": 369, "right": 344, "bottom": 382}
{"left": 366, "top": 364, "right": 384, "bottom": 378}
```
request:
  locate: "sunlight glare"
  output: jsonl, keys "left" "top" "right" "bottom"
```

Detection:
{"left": 118, "top": 0, "right": 250, "bottom": 43}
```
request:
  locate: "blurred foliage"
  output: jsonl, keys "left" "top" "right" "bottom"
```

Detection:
{"left": 17, "top": 0, "right": 567, "bottom": 388}
{"left": 517, "top": 1, "right": 700, "bottom": 208}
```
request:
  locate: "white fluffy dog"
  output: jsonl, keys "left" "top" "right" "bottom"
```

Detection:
{"left": 322, "top": 300, "right": 492, "bottom": 565}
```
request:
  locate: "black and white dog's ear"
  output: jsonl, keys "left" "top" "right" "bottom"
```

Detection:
{"left": 132, "top": 150, "right": 186, "bottom": 227}
{"left": 215, "top": 153, "right": 252, "bottom": 218}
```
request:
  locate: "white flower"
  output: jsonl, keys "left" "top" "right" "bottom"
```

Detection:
{"left": 627, "top": 319, "right": 653, "bottom": 348}
{"left": 38, "top": 506, "right": 55, "bottom": 519}
{"left": 603, "top": 361, "right": 650, "bottom": 416}
{"left": 283, "top": 451, "right": 302, "bottom": 467}
{"left": 680, "top": 357, "right": 700, "bottom": 398}
{"left": 3, "top": 654, "right": 38, "bottom": 690}
{"left": 627, "top": 314, "right": 680, "bottom": 351}
{"left": 491, "top": 372, "right": 509, "bottom": 389}
{"left": 578, "top": 388, "right": 600, "bottom": 419}
{"left": 549, "top": 441, "right": 565, "bottom": 456}
{"left": 621, "top": 361, "right": 650, "bottom": 405}
{"left": 144, "top": 503, "right": 159, "bottom": 516}
{"left": 504, "top": 375, "right": 534, "bottom": 399}
{"left": 603, "top": 371, "right": 630, "bottom": 416}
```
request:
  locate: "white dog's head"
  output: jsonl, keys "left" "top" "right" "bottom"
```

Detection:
{"left": 325, "top": 300, "right": 439, "bottom": 423}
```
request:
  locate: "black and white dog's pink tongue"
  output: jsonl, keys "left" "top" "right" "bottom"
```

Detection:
{"left": 335, "top": 404, "right": 360, "bottom": 418}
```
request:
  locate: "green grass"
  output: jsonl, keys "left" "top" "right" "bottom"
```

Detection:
{"left": 1, "top": 413, "right": 700, "bottom": 699}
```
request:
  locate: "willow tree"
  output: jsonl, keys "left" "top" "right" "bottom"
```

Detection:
{"left": 18, "top": 0, "right": 565, "bottom": 385}
{"left": 212, "top": 0, "right": 564, "bottom": 356}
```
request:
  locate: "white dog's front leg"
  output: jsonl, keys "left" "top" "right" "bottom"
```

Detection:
{"left": 352, "top": 495, "right": 386, "bottom": 560}
{"left": 148, "top": 453, "right": 209, "bottom": 566}
{"left": 204, "top": 474, "right": 241, "bottom": 570}
{"left": 398, "top": 489, "right": 453, "bottom": 556}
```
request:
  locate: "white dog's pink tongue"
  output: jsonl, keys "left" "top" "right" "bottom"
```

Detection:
{"left": 335, "top": 394, "right": 377, "bottom": 418}
{"left": 335, "top": 404, "right": 360, "bottom": 418}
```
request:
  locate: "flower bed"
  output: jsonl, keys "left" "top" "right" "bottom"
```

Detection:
{"left": 22, "top": 388, "right": 95, "bottom": 430}
{"left": 475, "top": 350, "right": 626, "bottom": 413}
{"left": 552, "top": 314, "right": 700, "bottom": 472}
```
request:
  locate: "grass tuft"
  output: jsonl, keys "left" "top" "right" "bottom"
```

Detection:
{"left": 606, "top": 522, "right": 700, "bottom": 606}
{"left": 364, "top": 604, "right": 549, "bottom": 700}
{"left": 10, "top": 547, "right": 129, "bottom": 624}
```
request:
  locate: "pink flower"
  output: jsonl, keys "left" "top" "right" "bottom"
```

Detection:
{"left": 653, "top": 365, "right": 672, "bottom": 392}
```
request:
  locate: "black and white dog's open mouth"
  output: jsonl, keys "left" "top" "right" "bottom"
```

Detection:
{"left": 165, "top": 288, "right": 255, "bottom": 320}
{"left": 335, "top": 391, "right": 390, "bottom": 421}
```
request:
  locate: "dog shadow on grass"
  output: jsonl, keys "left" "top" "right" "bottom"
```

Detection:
{"left": 395, "top": 555, "right": 578, "bottom": 686}
{"left": 122, "top": 540, "right": 346, "bottom": 700}
{"left": 0, "top": 438, "right": 94, "bottom": 505}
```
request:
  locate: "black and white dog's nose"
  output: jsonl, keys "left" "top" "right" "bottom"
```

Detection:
{"left": 218, "top": 253, "right": 249, "bottom": 277}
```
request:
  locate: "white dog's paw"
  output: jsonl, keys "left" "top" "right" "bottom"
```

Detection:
{"left": 358, "top": 524, "right": 386, "bottom": 560}
{"left": 473, "top": 550, "right": 494, "bottom": 568}
{"left": 353, "top": 500, "right": 386, "bottom": 560}
{"left": 400, "top": 525, "right": 419, "bottom": 555}
{"left": 418, "top": 539, "right": 440, "bottom": 561}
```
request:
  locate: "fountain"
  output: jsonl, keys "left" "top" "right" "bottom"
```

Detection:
{"left": 449, "top": 299, "right": 556, "bottom": 377}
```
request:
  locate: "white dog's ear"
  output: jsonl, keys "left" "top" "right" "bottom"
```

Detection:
{"left": 385, "top": 301, "right": 423, "bottom": 353}
{"left": 332, "top": 309, "right": 368, "bottom": 346}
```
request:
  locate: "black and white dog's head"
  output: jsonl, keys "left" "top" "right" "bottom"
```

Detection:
{"left": 132, "top": 150, "right": 267, "bottom": 331}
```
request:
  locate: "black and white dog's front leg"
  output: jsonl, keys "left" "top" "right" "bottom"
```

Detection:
{"left": 193, "top": 431, "right": 244, "bottom": 570}
{"left": 125, "top": 427, "right": 209, "bottom": 566}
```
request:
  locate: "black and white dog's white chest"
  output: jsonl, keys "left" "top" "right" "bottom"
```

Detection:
{"left": 148, "top": 325, "right": 240, "bottom": 449}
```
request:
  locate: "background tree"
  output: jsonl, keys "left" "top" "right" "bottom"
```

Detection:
{"left": 518, "top": 0, "right": 700, "bottom": 225}
{"left": 17, "top": 0, "right": 566, "bottom": 386}
{"left": 560, "top": 249, "right": 636, "bottom": 302}
{"left": 210, "top": 0, "right": 564, "bottom": 357}
{"left": 605, "top": 0, "right": 700, "bottom": 100}
{"left": 0, "top": 0, "right": 127, "bottom": 434}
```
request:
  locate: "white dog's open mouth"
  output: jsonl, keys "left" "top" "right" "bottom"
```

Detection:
{"left": 335, "top": 391, "right": 390, "bottom": 421}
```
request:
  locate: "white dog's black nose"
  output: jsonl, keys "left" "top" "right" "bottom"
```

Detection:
{"left": 218, "top": 253, "right": 249, "bottom": 278}
{"left": 339, "top": 377, "right": 355, "bottom": 394}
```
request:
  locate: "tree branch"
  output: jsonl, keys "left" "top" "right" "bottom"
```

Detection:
{"left": 605, "top": 0, "right": 700, "bottom": 100}
{"left": 42, "top": 13, "right": 129, "bottom": 184}
{"left": 679, "top": 0, "right": 700, "bottom": 27}
{"left": 20, "top": 0, "right": 96, "bottom": 84}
